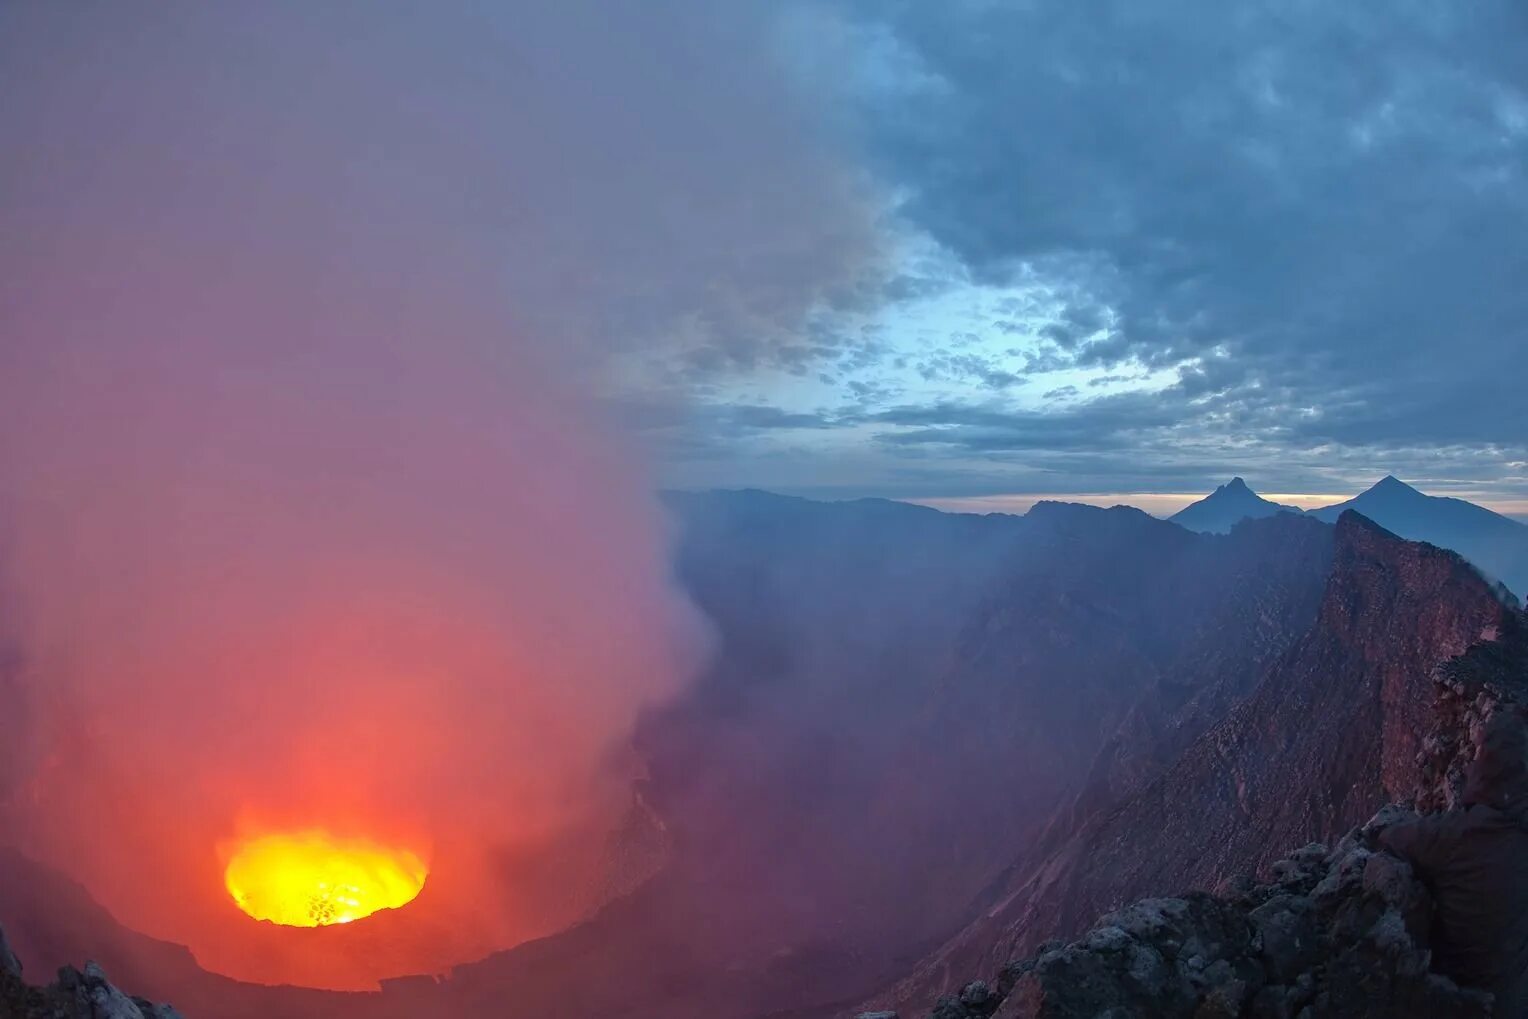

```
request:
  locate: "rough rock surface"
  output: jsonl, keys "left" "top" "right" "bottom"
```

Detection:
{"left": 915, "top": 819, "right": 1494, "bottom": 1019}
{"left": 872, "top": 514, "right": 1520, "bottom": 1014}
{"left": 893, "top": 596, "right": 1528, "bottom": 1019}
{"left": 1415, "top": 616, "right": 1528, "bottom": 814}
{"left": 0, "top": 941, "right": 183, "bottom": 1019}
{"left": 1, "top": 929, "right": 20, "bottom": 982}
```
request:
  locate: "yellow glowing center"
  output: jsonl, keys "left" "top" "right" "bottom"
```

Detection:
{"left": 224, "top": 831, "right": 427, "bottom": 927}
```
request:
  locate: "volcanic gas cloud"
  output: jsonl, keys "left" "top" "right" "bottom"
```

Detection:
{"left": 0, "top": 0, "right": 878, "bottom": 993}
{"left": 0, "top": 156, "right": 692, "bottom": 989}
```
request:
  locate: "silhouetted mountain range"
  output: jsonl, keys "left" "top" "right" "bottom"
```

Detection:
{"left": 1308, "top": 476, "right": 1528, "bottom": 598}
{"left": 1175, "top": 475, "right": 1528, "bottom": 600}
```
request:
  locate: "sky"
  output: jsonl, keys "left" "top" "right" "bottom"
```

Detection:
{"left": 3, "top": 1, "right": 1526, "bottom": 516}
{"left": 604, "top": 0, "right": 1528, "bottom": 514}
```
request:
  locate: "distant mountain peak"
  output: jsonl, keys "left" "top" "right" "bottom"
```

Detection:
{"left": 1309, "top": 477, "right": 1528, "bottom": 598}
{"left": 1370, "top": 474, "right": 1419, "bottom": 495}
{"left": 1171, "top": 477, "right": 1301, "bottom": 534}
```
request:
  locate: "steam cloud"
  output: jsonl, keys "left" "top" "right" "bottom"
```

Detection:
{"left": 0, "top": 0, "right": 875, "bottom": 988}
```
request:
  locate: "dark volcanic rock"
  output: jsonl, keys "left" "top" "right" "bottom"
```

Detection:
{"left": 924, "top": 822, "right": 1495, "bottom": 1019}
{"left": 0, "top": 848, "right": 380, "bottom": 1019}
{"left": 872, "top": 512, "right": 1520, "bottom": 1014}
{"left": 1414, "top": 615, "right": 1528, "bottom": 813}
{"left": 0, "top": 929, "right": 20, "bottom": 982}
{"left": 0, "top": 940, "right": 183, "bottom": 1019}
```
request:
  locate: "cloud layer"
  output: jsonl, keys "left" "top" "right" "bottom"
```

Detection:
{"left": 646, "top": 0, "right": 1528, "bottom": 502}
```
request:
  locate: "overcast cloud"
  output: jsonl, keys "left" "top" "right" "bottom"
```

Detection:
{"left": 636, "top": 0, "right": 1528, "bottom": 506}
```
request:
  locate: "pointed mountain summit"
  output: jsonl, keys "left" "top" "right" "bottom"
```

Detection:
{"left": 1373, "top": 473, "right": 1417, "bottom": 493}
{"left": 1311, "top": 476, "right": 1528, "bottom": 599}
{"left": 1322, "top": 474, "right": 1426, "bottom": 509}
{"left": 1307, "top": 476, "right": 1428, "bottom": 521}
{"left": 1170, "top": 477, "right": 1303, "bottom": 534}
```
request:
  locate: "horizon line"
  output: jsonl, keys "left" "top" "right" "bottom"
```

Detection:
{"left": 904, "top": 491, "right": 1528, "bottom": 520}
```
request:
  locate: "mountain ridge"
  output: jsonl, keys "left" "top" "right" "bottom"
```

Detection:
{"left": 1171, "top": 475, "right": 1527, "bottom": 600}
{"left": 1308, "top": 477, "right": 1528, "bottom": 598}
{"left": 864, "top": 510, "right": 1521, "bottom": 1016}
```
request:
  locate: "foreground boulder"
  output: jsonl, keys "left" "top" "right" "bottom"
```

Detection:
{"left": 921, "top": 811, "right": 1495, "bottom": 1019}
{"left": 0, "top": 932, "right": 182, "bottom": 1019}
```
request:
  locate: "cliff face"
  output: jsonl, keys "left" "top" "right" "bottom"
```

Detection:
{"left": 905, "top": 612, "right": 1528, "bottom": 1019}
{"left": 874, "top": 513, "right": 1518, "bottom": 1015}
{"left": 1414, "top": 615, "right": 1528, "bottom": 813}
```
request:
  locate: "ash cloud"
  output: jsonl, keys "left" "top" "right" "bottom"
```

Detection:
{"left": 0, "top": 0, "right": 875, "bottom": 986}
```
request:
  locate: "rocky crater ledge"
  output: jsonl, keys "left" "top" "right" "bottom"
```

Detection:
{"left": 862, "top": 618, "right": 1528, "bottom": 1019}
{"left": 0, "top": 926, "right": 181, "bottom": 1019}
{"left": 882, "top": 811, "right": 1490, "bottom": 1019}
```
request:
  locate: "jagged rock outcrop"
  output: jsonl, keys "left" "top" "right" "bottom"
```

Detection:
{"left": 916, "top": 815, "right": 1493, "bottom": 1019}
{"left": 880, "top": 548, "right": 1528, "bottom": 1019}
{"left": 869, "top": 513, "right": 1523, "bottom": 1015}
{"left": 1, "top": 929, "right": 20, "bottom": 983}
{"left": 1415, "top": 617, "right": 1528, "bottom": 813}
{"left": 0, "top": 938, "right": 183, "bottom": 1019}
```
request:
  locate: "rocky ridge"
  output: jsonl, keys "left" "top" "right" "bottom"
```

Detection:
{"left": 899, "top": 816, "right": 1491, "bottom": 1019}
{"left": 0, "top": 932, "right": 182, "bottom": 1019}
{"left": 877, "top": 581, "right": 1528, "bottom": 1019}
{"left": 867, "top": 513, "right": 1519, "bottom": 1015}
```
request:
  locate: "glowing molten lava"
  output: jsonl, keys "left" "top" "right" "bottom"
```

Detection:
{"left": 223, "top": 831, "right": 428, "bottom": 927}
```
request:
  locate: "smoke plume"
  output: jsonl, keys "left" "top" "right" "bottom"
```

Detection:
{"left": 0, "top": 0, "right": 874, "bottom": 988}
